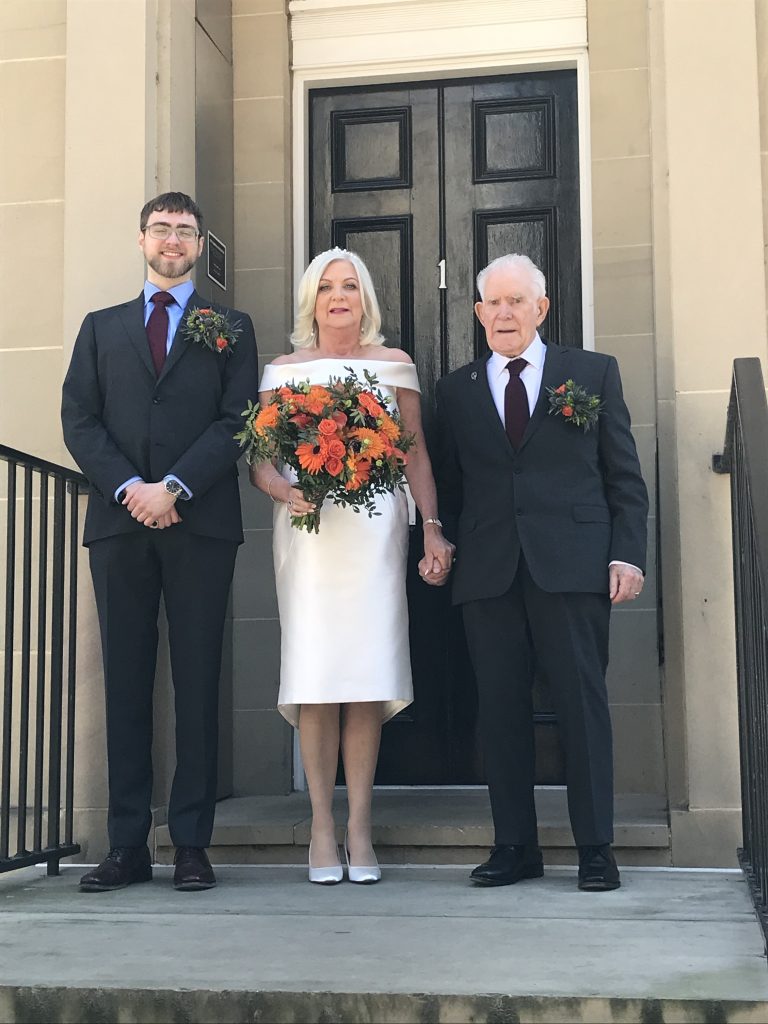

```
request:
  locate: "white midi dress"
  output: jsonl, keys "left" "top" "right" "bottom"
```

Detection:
{"left": 259, "top": 358, "right": 420, "bottom": 728}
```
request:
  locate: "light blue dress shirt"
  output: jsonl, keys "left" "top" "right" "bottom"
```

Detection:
{"left": 114, "top": 280, "right": 196, "bottom": 502}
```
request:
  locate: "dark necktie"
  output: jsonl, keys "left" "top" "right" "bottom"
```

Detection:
{"left": 504, "top": 359, "right": 529, "bottom": 449}
{"left": 146, "top": 291, "right": 176, "bottom": 376}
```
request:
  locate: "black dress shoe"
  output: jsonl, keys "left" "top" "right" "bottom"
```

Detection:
{"left": 578, "top": 844, "right": 621, "bottom": 891}
{"left": 470, "top": 845, "right": 544, "bottom": 887}
{"left": 173, "top": 846, "right": 216, "bottom": 891}
{"left": 79, "top": 846, "right": 152, "bottom": 892}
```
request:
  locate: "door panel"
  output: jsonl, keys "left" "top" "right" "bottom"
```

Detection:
{"left": 310, "top": 71, "right": 580, "bottom": 784}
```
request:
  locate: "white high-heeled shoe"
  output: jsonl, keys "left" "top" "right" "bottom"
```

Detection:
{"left": 344, "top": 831, "right": 381, "bottom": 884}
{"left": 308, "top": 841, "right": 343, "bottom": 885}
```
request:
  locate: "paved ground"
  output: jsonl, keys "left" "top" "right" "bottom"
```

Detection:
{"left": 1, "top": 863, "right": 767, "bottom": 1022}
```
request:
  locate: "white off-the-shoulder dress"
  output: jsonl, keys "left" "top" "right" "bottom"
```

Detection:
{"left": 259, "top": 358, "right": 420, "bottom": 728}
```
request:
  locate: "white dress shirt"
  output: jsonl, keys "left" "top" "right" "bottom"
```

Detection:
{"left": 486, "top": 332, "right": 642, "bottom": 578}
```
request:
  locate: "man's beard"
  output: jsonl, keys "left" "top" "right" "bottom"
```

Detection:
{"left": 147, "top": 252, "right": 198, "bottom": 279}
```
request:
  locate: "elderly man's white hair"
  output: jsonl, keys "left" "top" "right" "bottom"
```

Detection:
{"left": 476, "top": 253, "right": 547, "bottom": 301}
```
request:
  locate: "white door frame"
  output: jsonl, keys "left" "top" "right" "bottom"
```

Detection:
{"left": 288, "top": 0, "right": 593, "bottom": 789}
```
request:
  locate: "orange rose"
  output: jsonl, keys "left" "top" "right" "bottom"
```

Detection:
{"left": 197, "top": 307, "right": 212, "bottom": 314}
{"left": 289, "top": 413, "right": 311, "bottom": 428}
{"left": 325, "top": 456, "right": 344, "bottom": 477}
{"left": 562, "top": 406, "right": 574, "bottom": 417}
{"left": 318, "top": 418, "right": 338, "bottom": 436}
{"left": 358, "top": 391, "right": 384, "bottom": 418}
{"left": 325, "top": 438, "right": 346, "bottom": 459}
{"left": 555, "top": 384, "right": 567, "bottom": 395}
{"left": 216, "top": 336, "right": 228, "bottom": 350}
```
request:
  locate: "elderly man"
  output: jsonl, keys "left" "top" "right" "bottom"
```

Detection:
{"left": 427, "top": 253, "right": 648, "bottom": 890}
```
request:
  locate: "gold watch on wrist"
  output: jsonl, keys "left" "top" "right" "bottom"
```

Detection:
{"left": 423, "top": 517, "right": 443, "bottom": 528}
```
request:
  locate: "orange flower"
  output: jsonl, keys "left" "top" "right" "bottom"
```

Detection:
{"left": 278, "top": 386, "right": 295, "bottom": 400}
{"left": 254, "top": 403, "right": 279, "bottom": 434}
{"left": 296, "top": 442, "right": 325, "bottom": 474}
{"left": 555, "top": 384, "right": 567, "bottom": 395}
{"left": 392, "top": 448, "right": 408, "bottom": 464}
{"left": 215, "top": 336, "right": 228, "bottom": 350}
{"left": 324, "top": 438, "right": 346, "bottom": 459}
{"left": 325, "top": 456, "right": 344, "bottom": 477}
{"left": 562, "top": 406, "right": 574, "bottom": 417}
{"left": 349, "top": 427, "right": 386, "bottom": 461}
{"left": 331, "top": 410, "right": 348, "bottom": 427}
{"left": 302, "top": 386, "right": 332, "bottom": 415}
{"left": 345, "top": 455, "right": 371, "bottom": 491}
{"left": 318, "top": 418, "right": 338, "bottom": 436}
{"left": 289, "top": 412, "right": 312, "bottom": 428}
{"left": 358, "top": 391, "right": 384, "bottom": 418}
{"left": 378, "top": 413, "right": 400, "bottom": 442}
{"left": 198, "top": 307, "right": 212, "bottom": 314}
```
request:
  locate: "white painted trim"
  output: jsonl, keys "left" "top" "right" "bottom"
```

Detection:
{"left": 288, "top": 0, "right": 594, "bottom": 787}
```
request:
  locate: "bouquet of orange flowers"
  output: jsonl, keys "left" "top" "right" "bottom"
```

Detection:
{"left": 236, "top": 367, "right": 415, "bottom": 533}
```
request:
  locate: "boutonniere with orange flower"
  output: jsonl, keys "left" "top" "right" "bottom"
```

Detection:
{"left": 546, "top": 379, "right": 602, "bottom": 431}
{"left": 235, "top": 368, "right": 415, "bottom": 533}
{"left": 183, "top": 306, "right": 241, "bottom": 355}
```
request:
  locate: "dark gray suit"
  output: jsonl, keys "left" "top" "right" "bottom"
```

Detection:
{"left": 436, "top": 342, "right": 648, "bottom": 846}
{"left": 62, "top": 290, "right": 258, "bottom": 848}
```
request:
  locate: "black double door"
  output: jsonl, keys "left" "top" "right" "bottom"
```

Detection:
{"left": 311, "top": 72, "right": 582, "bottom": 784}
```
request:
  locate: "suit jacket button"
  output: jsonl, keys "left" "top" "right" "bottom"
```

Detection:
{"left": 152, "top": 398, "right": 160, "bottom": 404}
{"left": 516, "top": 508, "right": 523, "bottom": 515}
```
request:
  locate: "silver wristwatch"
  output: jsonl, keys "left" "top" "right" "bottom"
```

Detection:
{"left": 163, "top": 478, "right": 189, "bottom": 500}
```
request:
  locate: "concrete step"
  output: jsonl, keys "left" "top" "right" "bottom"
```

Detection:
{"left": 155, "top": 788, "right": 670, "bottom": 865}
{"left": 2, "top": 863, "right": 766, "bottom": 1023}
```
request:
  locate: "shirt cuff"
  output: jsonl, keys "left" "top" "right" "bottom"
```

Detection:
{"left": 164, "top": 475, "right": 192, "bottom": 500}
{"left": 609, "top": 560, "right": 644, "bottom": 575}
{"left": 115, "top": 476, "right": 143, "bottom": 503}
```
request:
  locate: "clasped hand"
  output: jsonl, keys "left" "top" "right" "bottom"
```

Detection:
{"left": 418, "top": 531, "right": 455, "bottom": 587}
{"left": 122, "top": 481, "right": 181, "bottom": 529}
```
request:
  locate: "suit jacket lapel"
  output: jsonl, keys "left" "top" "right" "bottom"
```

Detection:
{"left": 118, "top": 293, "right": 155, "bottom": 378}
{"left": 470, "top": 353, "right": 515, "bottom": 456}
{"left": 518, "top": 341, "right": 570, "bottom": 452}
{"left": 158, "top": 288, "right": 201, "bottom": 382}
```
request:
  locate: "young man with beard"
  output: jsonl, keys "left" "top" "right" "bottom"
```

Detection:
{"left": 62, "top": 193, "right": 258, "bottom": 891}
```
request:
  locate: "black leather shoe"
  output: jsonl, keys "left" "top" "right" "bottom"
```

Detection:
{"left": 578, "top": 844, "right": 621, "bottom": 891}
{"left": 470, "top": 845, "right": 544, "bottom": 886}
{"left": 173, "top": 846, "right": 216, "bottom": 891}
{"left": 79, "top": 846, "right": 152, "bottom": 892}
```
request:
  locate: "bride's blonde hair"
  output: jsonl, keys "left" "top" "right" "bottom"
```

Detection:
{"left": 290, "top": 247, "right": 385, "bottom": 349}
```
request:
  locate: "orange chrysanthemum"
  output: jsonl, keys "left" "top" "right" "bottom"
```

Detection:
{"left": 302, "top": 386, "right": 332, "bottom": 416}
{"left": 377, "top": 413, "right": 400, "bottom": 442}
{"left": 349, "top": 427, "right": 386, "bottom": 461}
{"left": 296, "top": 442, "right": 325, "bottom": 474}
{"left": 253, "top": 403, "right": 279, "bottom": 434}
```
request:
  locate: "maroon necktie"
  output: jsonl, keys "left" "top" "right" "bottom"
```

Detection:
{"left": 504, "top": 359, "right": 529, "bottom": 449}
{"left": 146, "top": 291, "right": 175, "bottom": 376}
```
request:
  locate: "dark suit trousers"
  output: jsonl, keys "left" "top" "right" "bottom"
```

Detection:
{"left": 462, "top": 556, "right": 613, "bottom": 847}
{"left": 89, "top": 529, "right": 238, "bottom": 848}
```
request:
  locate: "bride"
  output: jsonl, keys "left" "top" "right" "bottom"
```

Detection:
{"left": 251, "top": 247, "right": 454, "bottom": 884}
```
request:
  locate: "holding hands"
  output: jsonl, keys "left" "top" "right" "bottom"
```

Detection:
{"left": 419, "top": 522, "right": 455, "bottom": 587}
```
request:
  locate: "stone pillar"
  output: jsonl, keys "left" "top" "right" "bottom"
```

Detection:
{"left": 649, "top": 0, "right": 768, "bottom": 865}
{"left": 63, "top": 0, "right": 197, "bottom": 860}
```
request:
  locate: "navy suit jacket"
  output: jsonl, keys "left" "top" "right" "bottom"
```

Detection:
{"left": 435, "top": 342, "right": 648, "bottom": 603}
{"left": 62, "top": 289, "right": 258, "bottom": 546}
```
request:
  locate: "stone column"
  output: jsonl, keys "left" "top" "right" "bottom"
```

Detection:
{"left": 649, "top": 0, "right": 768, "bottom": 865}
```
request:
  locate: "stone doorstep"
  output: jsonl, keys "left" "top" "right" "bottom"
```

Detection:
{"left": 154, "top": 789, "right": 670, "bottom": 865}
{"left": 2, "top": 989, "right": 767, "bottom": 1024}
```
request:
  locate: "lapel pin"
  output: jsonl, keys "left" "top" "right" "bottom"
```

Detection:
{"left": 471, "top": 371, "right": 478, "bottom": 380}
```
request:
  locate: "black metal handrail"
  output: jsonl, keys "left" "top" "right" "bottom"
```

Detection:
{"left": 1, "top": 443, "right": 87, "bottom": 875}
{"left": 715, "top": 358, "right": 768, "bottom": 950}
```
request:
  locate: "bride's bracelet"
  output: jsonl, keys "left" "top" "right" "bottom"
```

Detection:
{"left": 267, "top": 476, "right": 282, "bottom": 503}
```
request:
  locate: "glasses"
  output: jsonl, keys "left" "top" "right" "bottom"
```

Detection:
{"left": 144, "top": 223, "right": 200, "bottom": 242}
